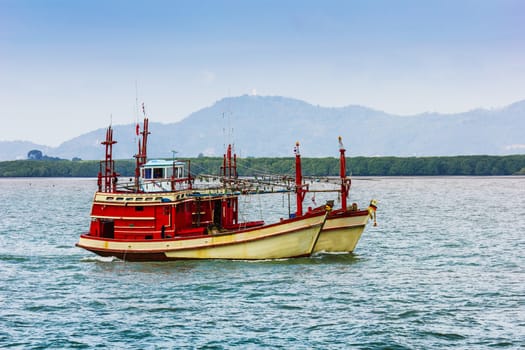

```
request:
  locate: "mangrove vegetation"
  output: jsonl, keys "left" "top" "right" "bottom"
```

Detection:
{"left": 1, "top": 155, "right": 524, "bottom": 177}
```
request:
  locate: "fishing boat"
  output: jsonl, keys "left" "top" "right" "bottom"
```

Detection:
{"left": 76, "top": 118, "right": 329, "bottom": 261}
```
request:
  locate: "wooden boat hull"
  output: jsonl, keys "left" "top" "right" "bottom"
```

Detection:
{"left": 313, "top": 209, "right": 370, "bottom": 254}
{"left": 77, "top": 212, "right": 327, "bottom": 261}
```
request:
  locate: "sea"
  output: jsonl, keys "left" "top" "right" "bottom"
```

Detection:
{"left": 0, "top": 177, "right": 524, "bottom": 349}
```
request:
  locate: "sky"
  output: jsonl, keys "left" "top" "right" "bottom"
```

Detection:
{"left": 1, "top": 0, "right": 524, "bottom": 146}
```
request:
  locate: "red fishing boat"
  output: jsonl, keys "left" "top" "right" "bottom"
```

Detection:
{"left": 76, "top": 116, "right": 376, "bottom": 261}
{"left": 76, "top": 118, "right": 329, "bottom": 261}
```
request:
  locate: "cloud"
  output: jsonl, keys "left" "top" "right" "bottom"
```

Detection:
{"left": 504, "top": 144, "right": 525, "bottom": 150}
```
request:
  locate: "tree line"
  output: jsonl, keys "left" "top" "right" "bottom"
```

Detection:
{"left": 1, "top": 155, "right": 524, "bottom": 177}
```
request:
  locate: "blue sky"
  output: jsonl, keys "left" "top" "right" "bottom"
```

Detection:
{"left": 1, "top": 0, "right": 524, "bottom": 146}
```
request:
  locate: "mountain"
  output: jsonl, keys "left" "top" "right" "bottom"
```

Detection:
{"left": 2, "top": 95, "right": 525, "bottom": 160}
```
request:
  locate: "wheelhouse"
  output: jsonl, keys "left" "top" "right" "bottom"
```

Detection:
{"left": 140, "top": 159, "right": 190, "bottom": 192}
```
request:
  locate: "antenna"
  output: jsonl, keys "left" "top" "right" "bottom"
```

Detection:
{"left": 134, "top": 81, "right": 140, "bottom": 145}
{"left": 228, "top": 110, "right": 234, "bottom": 153}
{"left": 135, "top": 81, "right": 139, "bottom": 123}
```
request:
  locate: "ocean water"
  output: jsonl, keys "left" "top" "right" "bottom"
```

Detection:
{"left": 0, "top": 177, "right": 524, "bottom": 349}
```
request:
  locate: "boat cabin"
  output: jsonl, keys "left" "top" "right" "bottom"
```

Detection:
{"left": 139, "top": 159, "right": 189, "bottom": 192}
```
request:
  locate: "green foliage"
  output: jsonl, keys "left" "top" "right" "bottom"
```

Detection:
{"left": 1, "top": 155, "right": 525, "bottom": 177}
{"left": 27, "top": 149, "right": 43, "bottom": 160}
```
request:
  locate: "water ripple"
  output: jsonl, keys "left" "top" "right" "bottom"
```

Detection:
{"left": 0, "top": 177, "right": 524, "bottom": 348}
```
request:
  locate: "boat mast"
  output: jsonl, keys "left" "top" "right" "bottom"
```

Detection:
{"left": 221, "top": 108, "right": 238, "bottom": 182}
{"left": 294, "top": 142, "right": 307, "bottom": 216}
{"left": 221, "top": 144, "right": 238, "bottom": 191}
{"left": 339, "top": 136, "right": 351, "bottom": 210}
{"left": 134, "top": 115, "right": 150, "bottom": 192}
{"left": 99, "top": 125, "right": 117, "bottom": 192}
{"left": 222, "top": 144, "right": 237, "bottom": 178}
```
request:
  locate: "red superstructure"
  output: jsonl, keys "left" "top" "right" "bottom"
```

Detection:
{"left": 87, "top": 118, "right": 263, "bottom": 244}
{"left": 293, "top": 136, "right": 354, "bottom": 215}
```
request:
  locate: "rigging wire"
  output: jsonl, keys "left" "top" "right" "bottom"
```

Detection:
{"left": 257, "top": 191, "right": 264, "bottom": 222}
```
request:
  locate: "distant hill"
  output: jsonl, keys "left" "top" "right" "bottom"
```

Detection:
{"left": 1, "top": 95, "right": 525, "bottom": 160}
{"left": 0, "top": 141, "right": 51, "bottom": 161}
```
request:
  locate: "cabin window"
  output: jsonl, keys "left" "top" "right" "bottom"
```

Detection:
{"left": 153, "top": 168, "right": 164, "bottom": 179}
{"left": 144, "top": 168, "right": 152, "bottom": 179}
